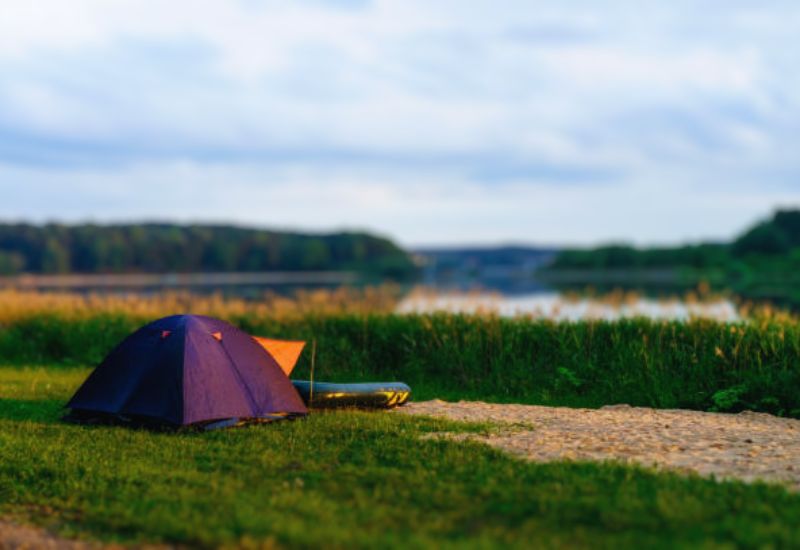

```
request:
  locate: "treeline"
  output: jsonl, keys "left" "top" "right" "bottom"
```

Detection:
{"left": 550, "top": 209, "right": 800, "bottom": 270}
{"left": 0, "top": 223, "right": 416, "bottom": 279}
{"left": 550, "top": 243, "right": 731, "bottom": 270}
{"left": 546, "top": 209, "right": 800, "bottom": 307}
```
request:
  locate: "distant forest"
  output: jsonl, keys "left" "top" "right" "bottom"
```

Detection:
{"left": 549, "top": 209, "right": 800, "bottom": 270}
{"left": 546, "top": 209, "right": 800, "bottom": 306}
{"left": 0, "top": 223, "right": 416, "bottom": 279}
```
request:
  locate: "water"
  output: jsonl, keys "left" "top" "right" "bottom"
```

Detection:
{"left": 0, "top": 271, "right": 741, "bottom": 321}
{"left": 396, "top": 290, "right": 739, "bottom": 321}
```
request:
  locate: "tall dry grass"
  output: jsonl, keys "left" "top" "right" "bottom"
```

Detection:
{"left": 0, "top": 286, "right": 401, "bottom": 324}
{"left": 0, "top": 284, "right": 794, "bottom": 324}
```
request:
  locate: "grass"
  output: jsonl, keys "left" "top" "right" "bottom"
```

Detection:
{"left": 1, "top": 366, "right": 800, "bottom": 548}
{"left": 1, "top": 289, "right": 799, "bottom": 546}
{"left": 1, "top": 296, "right": 799, "bottom": 416}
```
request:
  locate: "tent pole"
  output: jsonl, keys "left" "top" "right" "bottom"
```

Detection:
{"left": 309, "top": 339, "right": 317, "bottom": 406}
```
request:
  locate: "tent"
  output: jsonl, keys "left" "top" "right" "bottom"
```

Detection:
{"left": 65, "top": 314, "right": 308, "bottom": 428}
{"left": 252, "top": 336, "right": 306, "bottom": 376}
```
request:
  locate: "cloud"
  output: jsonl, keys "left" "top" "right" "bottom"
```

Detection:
{"left": 0, "top": 0, "right": 797, "bottom": 243}
{"left": 1, "top": 160, "right": 796, "bottom": 247}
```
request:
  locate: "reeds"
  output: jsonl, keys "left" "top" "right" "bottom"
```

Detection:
{"left": 0, "top": 286, "right": 401, "bottom": 324}
{"left": 0, "top": 287, "right": 798, "bottom": 416}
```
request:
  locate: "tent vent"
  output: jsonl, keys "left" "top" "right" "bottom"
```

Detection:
{"left": 212, "top": 331, "right": 223, "bottom": 342}
{"left": 161, "top": 330, "right": 171, "bottom": 339}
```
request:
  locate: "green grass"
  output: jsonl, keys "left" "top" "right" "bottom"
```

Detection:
{"left": 1, "top": 366, "right": 800, "bottom": 548}
{"left": 2, "top": 313, "right": 800, "bottom": 416}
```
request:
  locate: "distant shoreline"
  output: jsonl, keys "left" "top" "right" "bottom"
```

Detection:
{"left": 0, "top": 271, "right": 359, "bottom": 290}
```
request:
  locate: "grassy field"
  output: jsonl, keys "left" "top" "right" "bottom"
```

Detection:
{"left": 0, "top": 289, "right": 798, "bottom": 416}
{"left": 1, "top": 366, "right": 799, "bottom": 549}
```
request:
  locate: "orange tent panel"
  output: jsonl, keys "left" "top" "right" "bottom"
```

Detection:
{"left": 253, "top": 337, "right": 306, "bottom": 376}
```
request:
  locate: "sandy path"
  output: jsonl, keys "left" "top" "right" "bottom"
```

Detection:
{"left": 0, "top": 521, "right": 98, "bottom": 549}
{"left": 396, "top": 400, "right": 800, "bottom": 490}
{"left": 0, "top": 520, "right": 171, "bottom": 550}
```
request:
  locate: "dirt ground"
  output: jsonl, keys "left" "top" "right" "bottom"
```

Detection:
{"left": 396, "top": 400, "right": 800, "bottom": 490}
{"left": 0, "top": 520, "right": 169, "bottom": 550}
{"left": 0, "top": 520, "right": 97, "bottom": 549}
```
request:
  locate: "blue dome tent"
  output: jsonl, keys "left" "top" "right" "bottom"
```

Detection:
{"left": 65, "top": 314, "right": 308, "bottom": 429}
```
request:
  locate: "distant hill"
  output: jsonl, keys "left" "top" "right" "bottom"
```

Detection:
{"left": 549, "top": 209, "right": 800, "bottom": 270}
{"left": 732, "top": 209, "right": 800, "bottom": 256}
{"left": 415, "top": 246, "right": 559, "bottom": 266}
{"left": 0, "top": 223, "right": 416, "bottom": 280}
{"left": 544, "top": 208, "right": 800, "bottom": 306}
{"left": 412, "top": 246, "right": 559, "bottom": 293}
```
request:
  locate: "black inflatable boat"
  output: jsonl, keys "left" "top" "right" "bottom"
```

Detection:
{"left": 291, "top": 381, "right": 411, "bottom": 409}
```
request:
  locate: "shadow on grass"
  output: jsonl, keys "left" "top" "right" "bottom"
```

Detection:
{"left": 0, "top": 398, "right": 64, "bottom": 423}
{"left": 0, "top": 397, "right": 309, "bottom": 435}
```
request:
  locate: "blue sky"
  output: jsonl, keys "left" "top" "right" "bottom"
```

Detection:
{"left": 0, "top": 1, "right": 798, "bottom": 246}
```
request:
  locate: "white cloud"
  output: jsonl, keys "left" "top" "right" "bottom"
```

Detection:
{"left": 1, "top": 160, "right": 797, "bottom": 246}
{"left": 0, "top": 0, "right": 797, "bottom": 244}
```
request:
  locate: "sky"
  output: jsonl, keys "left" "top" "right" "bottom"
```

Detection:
{"left": 0, "top": 1, "right": 798, "bottom": 246}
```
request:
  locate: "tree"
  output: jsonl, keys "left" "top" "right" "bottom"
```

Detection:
{"left": 0, "top": 251, "right": 24, "bottom": 275}
{"left": 772, "top": 210, "right": 800, "bottom": 247}
{"left": 0, "top": 223, "right": 416, "bottom": 279}
{"left": 41, "top": 239, "right": 70, "bottom": 273}
{"left": 733, "top": 222, "right": 790, "bottom": 256}
{"left": 301, "top": 239, "right": 331, "bottom": 270}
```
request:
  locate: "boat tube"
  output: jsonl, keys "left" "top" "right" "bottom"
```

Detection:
{"left": 291, "top": 381, "right": 411, "bottom": 409}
